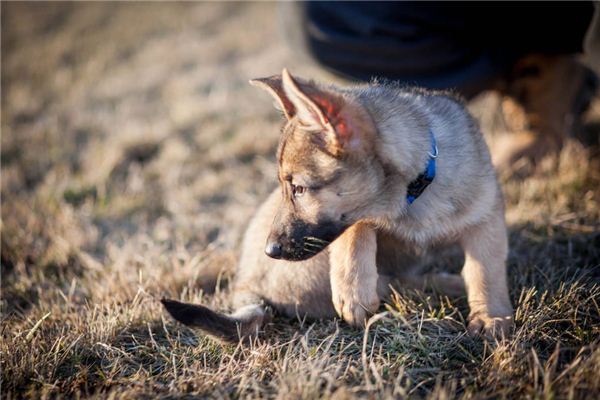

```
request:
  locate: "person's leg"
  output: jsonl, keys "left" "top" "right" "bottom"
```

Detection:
{"left": 280, "top": 1, "right": 511, "bottom": 97}
{"left": 281, "top": 2, "right": 594, "bottom": 95}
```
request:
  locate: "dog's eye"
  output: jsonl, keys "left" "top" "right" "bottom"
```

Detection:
{"left": 291, "top": 184, "right": 306, "bottom": 197}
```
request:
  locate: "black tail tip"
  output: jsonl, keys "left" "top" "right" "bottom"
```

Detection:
{"left": 161, "top": 298, "right": 198, "bottom": 325}
{"left": 160, "top": 297, "right": 242, "bottom": 343}
{"left": 160, "top": 297, "right": 180, "bottom": 313}
{"left": 160, "top": 297, "right": 176, "bottom": 308}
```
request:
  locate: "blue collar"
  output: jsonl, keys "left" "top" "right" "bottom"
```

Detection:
{"left": 406, "top": 130, "right": 438, "bottom": 204}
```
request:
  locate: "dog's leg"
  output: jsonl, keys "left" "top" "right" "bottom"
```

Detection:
{"left": 330, "top": 222, "right": 380, "bottom": 327}
{"left": 460, "top": 210, "right": 513, "bottom": 338}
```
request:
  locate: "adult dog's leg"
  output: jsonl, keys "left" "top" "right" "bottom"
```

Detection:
{"left": 330, "top": 222, "right": 380, "bottom": 327}
{"left": 460, "top": 210, "right": 513, "bottom": 338}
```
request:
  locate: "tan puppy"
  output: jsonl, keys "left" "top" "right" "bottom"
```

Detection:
{"left": 162, "top": 69, "right": 512, "bottom": 342}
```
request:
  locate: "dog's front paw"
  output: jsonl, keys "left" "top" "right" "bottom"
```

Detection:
{"left": 467, "top": 313, "right": 513, "bottom": 339}
{"left": 332, "top": 287, "right": 380, "bottom": 328}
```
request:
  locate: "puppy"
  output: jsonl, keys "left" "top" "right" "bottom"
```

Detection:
{"left": 162, "top": 69, "right": 512, "bottom": 342}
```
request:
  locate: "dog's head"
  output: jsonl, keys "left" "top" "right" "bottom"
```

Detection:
{"left": 250, "top": 69, "right": 385, "bottom": 261}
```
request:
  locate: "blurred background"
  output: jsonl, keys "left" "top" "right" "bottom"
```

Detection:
{"left": 2, "top": 3, "right": 313, "bottom": 299}
{"left": 2, "top": 0, "right": 599, "bottom": 338}
{"left": 1, "top": 2, "right": 600, "bottom": 397}
{"left": 3, "top": 0, "right": 600, "bottom": 331}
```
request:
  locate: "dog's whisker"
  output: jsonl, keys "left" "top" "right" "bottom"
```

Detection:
{"left": 304, "top": 241, "right": 327, "bottom": 248}
{"left": 303, "top": 242, "right": 324, "bottom": 249}
{"left": 304, "top": 236, "right": 330, "bottom": 244}
{"left": 302, "top": 247, "right": 317, "bottom": 254}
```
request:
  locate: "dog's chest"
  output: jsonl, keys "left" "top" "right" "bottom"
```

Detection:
{"left": 389, "top": 207, "right": 466, "bottom": 248}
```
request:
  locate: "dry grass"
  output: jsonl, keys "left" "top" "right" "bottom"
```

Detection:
{"left": 1, "top": 3, "right": 599, "bottom": 399}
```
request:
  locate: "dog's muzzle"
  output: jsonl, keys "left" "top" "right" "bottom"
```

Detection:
{"left": 265, "top": 219, "right": 348, "bottom": 261}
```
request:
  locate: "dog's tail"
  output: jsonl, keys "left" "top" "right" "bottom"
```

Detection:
{"left": 161, "top": 298, "right": 267, "bottom": 343}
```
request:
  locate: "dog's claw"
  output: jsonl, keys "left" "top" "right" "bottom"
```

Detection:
{"left": 467, "top": 314, "right": 513, "bottom": 339}
{"left": 333, "top": 290, "right": 379, "bottom": 328}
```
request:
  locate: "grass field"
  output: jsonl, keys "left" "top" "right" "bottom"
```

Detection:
{"left": 2, "top": 3, "right": 599, "bottom": 399}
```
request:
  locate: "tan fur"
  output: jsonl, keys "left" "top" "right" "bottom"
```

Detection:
{"left": 329, "top": 223, "right": 379, "bottom": 326}
{"left": 163, "top": 69, "right": 513, "bottom": 342}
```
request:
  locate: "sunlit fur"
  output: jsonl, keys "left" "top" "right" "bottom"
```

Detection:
{"left": 164, "top": 70, "right": 513, "bottom": 341}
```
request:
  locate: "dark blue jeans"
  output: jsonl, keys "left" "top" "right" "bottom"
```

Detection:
{"left": 282, "top": 1, "right": 594, "bottom": 98}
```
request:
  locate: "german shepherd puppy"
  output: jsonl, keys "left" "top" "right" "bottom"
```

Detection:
{"left": 162, "top": 69, "right": 513, "bottom": 342}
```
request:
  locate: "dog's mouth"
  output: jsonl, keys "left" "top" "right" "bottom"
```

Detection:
{"left": 266, "top": 220, "right": 348, "bottom": 261}
{"left": 294, "top": 236, "right": 332, "bottom": 260}
{"left": 265, "top": 236, "right": 332, "bottom": 261}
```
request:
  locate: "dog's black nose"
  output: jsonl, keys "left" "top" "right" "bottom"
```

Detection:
{"left": 265, "top": 241, "right": 282, "bottom": 259}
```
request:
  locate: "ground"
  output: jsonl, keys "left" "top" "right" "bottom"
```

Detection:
{"left": 1, "top": 3, "right": 599, "bottom": 399}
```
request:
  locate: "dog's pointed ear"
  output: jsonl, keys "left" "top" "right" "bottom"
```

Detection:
{"left": 249, "top": 75, "right": 295, "bottom": 120}
{"left": 281, "top": 68, "right": 356, "bottom": 156}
